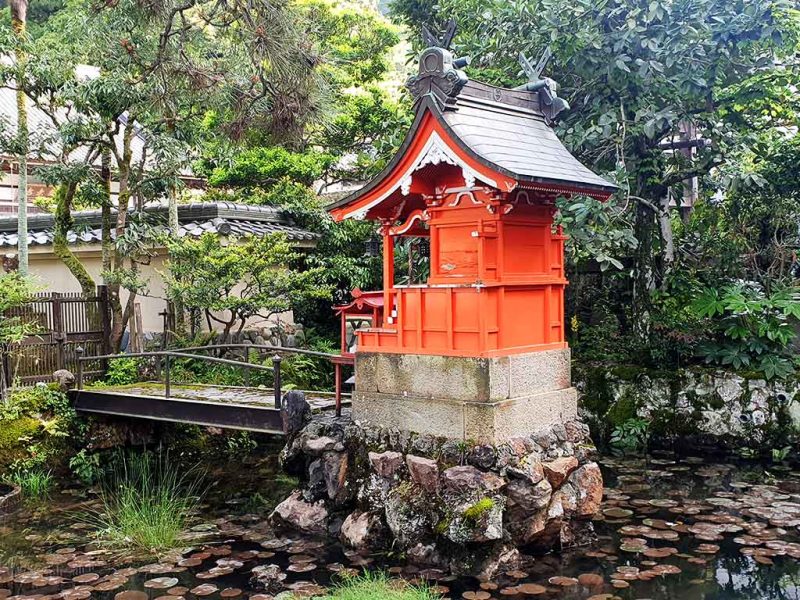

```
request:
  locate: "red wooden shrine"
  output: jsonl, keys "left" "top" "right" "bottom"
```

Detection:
{"left": 330, "top": 40, "right": 616, "bottom": 365}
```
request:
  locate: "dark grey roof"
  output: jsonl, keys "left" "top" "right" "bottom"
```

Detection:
{"left": 0, "top": 202, "right": 318, "bottom": 248}
{"left": 441, "top": 82, "right": 615, "bottom": 191}
{"left": 328, "top": 54, "right": 616, "bottom": 215}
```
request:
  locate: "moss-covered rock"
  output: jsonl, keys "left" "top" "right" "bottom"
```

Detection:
{"left": 577, "top": 364, "right": 800, "bottom": 455}
{"left": 0, "top": 417, "right": 42, "bottom": 468}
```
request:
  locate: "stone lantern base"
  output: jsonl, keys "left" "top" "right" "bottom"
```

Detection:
{"left": 353, "top": 348, "right": 576, "bottom": 445}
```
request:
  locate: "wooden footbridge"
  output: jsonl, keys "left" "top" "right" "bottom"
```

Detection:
{"left": 68, "top": 344, "right": 353, "bottom": 435}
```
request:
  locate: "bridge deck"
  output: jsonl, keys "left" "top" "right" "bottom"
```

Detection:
{"left": 69, "top": 383, "right": 347, "bottom": 434}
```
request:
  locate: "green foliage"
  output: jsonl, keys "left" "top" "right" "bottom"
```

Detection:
{"left": 609, "top": 418, "right": 650, "bottom": 454}
{"left": 69, "top": 449, "right": 102, "bottom": 485}
{"left": 0, "top": 384, "right": 82, "bottom": 473}
{"left": 207, "top": 147, "right": 333, "bottom": 189}
{"left": 103, "top": 358, "right": 142, "bottom": 386}
{"left": 0, "top": 273, "right": 40, "bottom": 346}
{"left": 164, "top": 232, "right": 331, "bottom": 340}
{"left": 316, "top": 85, "right": 412, "bottom": 182}
{"left": 556, "top": 195, "right": 637, "bottom": 272}
{"left": 6, "top": 468, "right": 55, "bottom": 501}
{"left": 0, "top": 417, "right": 42, "bottom": 468}
{"left": 771, "top": 446, "right": 792, "bottom": 463}
{"left": 319, "top": 571, "right": 441, "bottom": 600}
{"left": 462, "top": 497, "right": 494, "bottom": 522}
{"left": 223, "top": 432, "right": 257, "bottom": 457}
{"left": 297, "top": 0, "right": 400, "bottom": 88}
{"left": 90, "top": 451, "right": 203, "bottom": 553}
{"left": 687, "top": 282, "right": 799, "bottom": 378}
{"left": 280, "top": 353, "right": 332, "bottom": 391}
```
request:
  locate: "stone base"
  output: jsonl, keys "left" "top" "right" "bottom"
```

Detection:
{"left": 354, "top": 349, "right": 576, "bottom": 444}
{"left": 355, "top": 388, "right": 577, "bottom": 444}
{"left": 274, "top": 408, "right": 602, "bottom": 577}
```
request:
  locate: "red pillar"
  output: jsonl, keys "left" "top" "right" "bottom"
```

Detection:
{"left": 381, "top": 223, "right": 394, "bottom": 327}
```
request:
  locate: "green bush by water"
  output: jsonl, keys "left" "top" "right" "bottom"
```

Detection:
{"left": 316, "top": 572, "right": 440, "bottom": 600}
{"left": 90, "top": 451, "right": 203, "bottom": 553}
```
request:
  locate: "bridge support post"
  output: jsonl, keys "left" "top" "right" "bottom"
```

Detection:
{"left": 272, "top": 354, "right": 282, "bottom": 409}
{"left": 243, "top": 342, "right": 251, "bottom": 387}
{"left": 76, "top": 346, "right": 84, "bottom": 390}
{"left": 164, "top": 354, "right": 171, "bottom": 399}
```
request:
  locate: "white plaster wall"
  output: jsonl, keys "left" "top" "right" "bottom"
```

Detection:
{"left": 26, "top": 245, "right": 293, "bottom": 334}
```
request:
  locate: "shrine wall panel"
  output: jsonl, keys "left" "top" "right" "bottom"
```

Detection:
{"left": 502, "top": 223, "right": 547, "bottom": 276}
{"left": 435, "top": 224, "right": 479, "bottom": 280}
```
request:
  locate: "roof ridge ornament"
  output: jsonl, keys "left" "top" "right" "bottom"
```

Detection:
{"left": 422, "top": 19, "right": 457, "bottom": 50}
{"left": 406, "top": 19, "right": 471, "bottom": 110}
{"left": 514, "top": 48, "right": 570, "bottom": 125}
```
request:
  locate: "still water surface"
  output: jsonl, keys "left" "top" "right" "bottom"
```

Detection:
{"left": 2, "top": 456, "right": 800, "bottom": 599}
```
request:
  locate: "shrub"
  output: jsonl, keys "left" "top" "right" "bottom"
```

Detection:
{"left": 688, "top": 282, "right": 800, "bottom": 379}
{"left": 609, "top": 418, "right": 651, "bottom": 454}
{"left": 103, "top": 358, "right": 142, "bottom": 386}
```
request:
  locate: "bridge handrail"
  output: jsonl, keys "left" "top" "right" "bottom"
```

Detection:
{"left": 73, "top": 343, "right": 352, "bottom": 414}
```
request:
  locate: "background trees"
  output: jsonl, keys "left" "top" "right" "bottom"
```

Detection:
{"left": 391, "top": 0, "right": 800, "bottom": 375}
{"left": 1, "top": 0, "right": 798, "bottom": 379}
{"left": 163, "top": 233, "right": 330, "bottom": 342}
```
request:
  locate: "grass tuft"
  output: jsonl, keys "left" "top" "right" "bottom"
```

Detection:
{"left": 8, "top": 468, "right": 54, "bottom": 501}
{"left": 89, "top": 451, "right": 203, "bottom": 553}
{"left": 316, "top": 572, "right": 441, "bottom": 600}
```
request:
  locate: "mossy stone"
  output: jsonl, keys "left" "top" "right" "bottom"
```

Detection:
{"left": 0, "top": 417, "right": 42, "bottom": 468}
{"left": 462, "top": 497, "right": 494, "bottom": 522}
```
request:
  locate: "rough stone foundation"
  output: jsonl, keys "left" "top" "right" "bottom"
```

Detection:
{"left": 271, "top": 400, "right": 603, "bottom": 576}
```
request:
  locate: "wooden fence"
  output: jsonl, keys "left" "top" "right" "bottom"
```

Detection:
{"left": 2, "top": 286, "right": 111, "bottom": 387}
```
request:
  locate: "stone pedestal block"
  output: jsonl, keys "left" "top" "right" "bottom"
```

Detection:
{"left": 354, "top": 349, "right": 576, "bottom": 444}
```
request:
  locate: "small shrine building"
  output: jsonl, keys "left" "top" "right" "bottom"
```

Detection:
{"left": 330, "top": 38, "right": 616, "bottom": 444}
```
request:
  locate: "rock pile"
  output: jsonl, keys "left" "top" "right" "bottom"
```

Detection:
{"left": 271, "top": 410, "right": 603, "bottom": 576}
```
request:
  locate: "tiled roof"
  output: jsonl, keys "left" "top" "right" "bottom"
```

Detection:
{"left": 442, "top": 82, "right": 616, "bottom": 192}
{"left": 0, "top": 202, "right": 318, "bottom": 248}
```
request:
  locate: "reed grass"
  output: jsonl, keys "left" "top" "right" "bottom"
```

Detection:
{"left": 90, "top": 451, "right": 202, "bottom": 552}
{"left": 8, "top": 468, "right": 54, "bottom": 501}
{"left": 316, "top": 572, "right": 441, "bottom": 600}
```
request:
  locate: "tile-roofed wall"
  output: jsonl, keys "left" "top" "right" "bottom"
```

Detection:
{"left": 0, "top": 202, "right": 318, "bottom": 248}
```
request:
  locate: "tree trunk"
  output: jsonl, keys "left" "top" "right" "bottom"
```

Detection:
{"left": 629, "top": 143, "right": 668, "bottom": 347}
{"left": 658, "top": 195, "right": 675, "bottom": 274}
{"left": 107, "top": 125, "right": 133, "bottom": 352}
{"left": 10, "top": 0, "right": 28, "bottom": 275}
{"left": 168, "top": 185, "right": 186, "bottom": 338}
{"left": 101, "top": 148, "right": 112, "bottom": 273}
{"left": 53, "top": 184, "right": 97, "bottom": 297}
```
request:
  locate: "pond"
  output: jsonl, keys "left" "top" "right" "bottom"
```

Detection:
{"left": 1, "top": 455, "right": 799, "bottom": 600}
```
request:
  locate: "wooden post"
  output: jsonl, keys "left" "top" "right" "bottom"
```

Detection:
{"left": 76, "top": 346, "right": 84, "bottom": 390}
{"left": 381, "top": 224, "right": 394, "bottom": 327}
{"left": 130, "top": 302, "right": 143, "bottom": 354}
{"left": 243, "top": 342, "right": 251, "bottom": 387}
{"left": 164, "top": 353, "right": 171, "bottom": 399}
{"left": 0, "top": 347, "right": 10, "bottom": 402}
{"left": 272, "top": 354, "right": 282, "bottom": 409}
{"left": 51, "top": 292, "right": 65, "bottom": 371}
{"left": 334, "top": 361, "right": 342, "bottom": 417}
